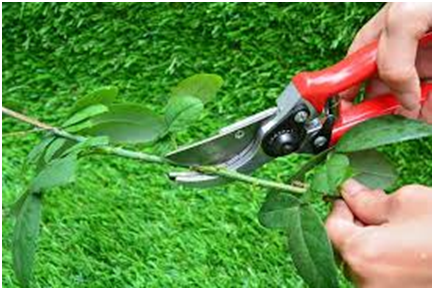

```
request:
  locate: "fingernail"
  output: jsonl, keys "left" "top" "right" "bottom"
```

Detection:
{"left": 342, "top": 179, "right": 367, "bottom": 197}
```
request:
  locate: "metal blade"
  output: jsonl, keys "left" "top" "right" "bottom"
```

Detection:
{"left": 166, "top": 83, "right": 318, "bottom": 188}
{"left": 168, "top": 171, "right": 226, "bottom": 187}
{"left": 165, "top": 108, "right": 276, "bottom": 166}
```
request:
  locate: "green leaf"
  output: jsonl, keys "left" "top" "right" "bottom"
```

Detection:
{"left": 259, "top": 193, "right": 339, "bottom": 287}
{"left": 325, "top": 154, "right": 352, "bottom": 189}
{"left": 62, "top": 104, "right": 108, "bottom": 127}
{"left": 60, "top": 136, "right": 109, "bottom": 157}
{"left": 30, "top": 155, "right": 77, "bottom": 192}
{"left": 171, "top": 74, "right": 223, "bottom": 103}
{"left": 44, "top": 138, "right": 67, "bottom": 163}
{"left": 258, "top": 192, "right": 301, "bottom": 229}
{"left": 74, "top": 86, "right": 118, "bottom": 112}
{"left": 85, "top": 103, "right": 167, "bottom": 144}
{"left": 311, "top": 154, "right": 353, "bottom": 196}
{"left": 311, "top": 166, "right": 329, "bottom": 194}
{"left": 12, "top": 192, "right": 42, "bottom": 287}
{"left": 336, "top": 115, "right": 432, "bottom": 153}
{"left": 165, "top": 95, "right": 204, "bottom": 132}
{"left": 348, "top": 150, "right": 397, "bottom": 189}
{"left": 27, "top": 136, "right": 55, "bottom": 164}
{"left": 287, "top": 204, "right": 339, "bottom": 288}
{"left": 65, "top": 120, "right": 94, "bottom": 133}
{"left": 287, "top": 148, "right": 332, "bottom": 183}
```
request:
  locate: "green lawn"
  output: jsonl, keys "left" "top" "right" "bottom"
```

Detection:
{"left": 2, "top": 3, "right": 431, "bottom": 288}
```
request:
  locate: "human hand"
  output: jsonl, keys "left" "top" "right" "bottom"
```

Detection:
{"left": 342, "top": 2, "right": 432, "bottom": 123}
{"left": 326, "top": 179, "right": 432, "bottom": 288}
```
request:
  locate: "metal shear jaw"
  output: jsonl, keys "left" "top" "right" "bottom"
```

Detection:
{"left": 169, "top": 32, "right": 433, "bottom": 188}
{"left": 166, "top": 108, "right": 276, "bottom": 187}
{"left": 165, "top": 83, "right": 323, "bottom": 187}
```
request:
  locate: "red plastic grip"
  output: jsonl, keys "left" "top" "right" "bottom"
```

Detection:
{"left": 293, "top": 32, "right": 432, "bottom": 112}
{"left": 330, "top": 82, "right": 432, "bottom": 145}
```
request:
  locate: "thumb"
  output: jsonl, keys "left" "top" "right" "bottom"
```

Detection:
{"left": 340, "top": 179, "right": 391, "bottom": 225}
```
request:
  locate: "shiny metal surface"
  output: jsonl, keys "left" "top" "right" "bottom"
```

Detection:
{"left": 165, "top": 83, "right": 318, "bottom": 187}
{"left": 166, "top": 108, "right": 276, "bottom": 166}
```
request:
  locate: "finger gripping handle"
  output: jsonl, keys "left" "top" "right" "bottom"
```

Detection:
{"left": 294, "top": 32, "right": 432, "bottom": 112}
{"left": 330, "top": 82, "right": 432, "bottom": 145}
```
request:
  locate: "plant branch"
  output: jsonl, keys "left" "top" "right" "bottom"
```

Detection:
{"left": 2, "top": 106, "right": 307, "bottom": 195}
{"left": 194, "top": 166, "right": 307, "bottom": 194}
{"left": 2, "top": 107, "right": 55, "bottom": 130}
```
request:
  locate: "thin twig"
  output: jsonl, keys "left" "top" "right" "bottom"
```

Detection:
{"left": 2, "top": 107, "right": 55, "bottom": 130}
{"left": 2, "top": 106, "right": 307, "bottom": 195}
{"left": 194, "top": 166, "right": 307, "bottom": 194}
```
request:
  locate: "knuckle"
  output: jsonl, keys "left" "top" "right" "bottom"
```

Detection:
{"left": 378, "top": 66, "right": 416, "bottom": 87}
{"left": 384, "top": 4, "right": 402, "bottom": 31}
{"left": 344, "top": 237, "right": 382, "bottom": 274}
{"left": 390, "top": 189, "right": 408, "bottom": 206}
{"left": 396, "top": 184, "right": 425, "bottom": 198}
{"left": 390, "top": 185, "right": 433, "bottom": 216}
{"left": 392, "top": 2, "right": 417, "bottom": 14}
{"left": 385, "top": 3, "right": 430, "bottom": 37}
{"left": 393, "top": 184, "right": 430, "bottom": 202}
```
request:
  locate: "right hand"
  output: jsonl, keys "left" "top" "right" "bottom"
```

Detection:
{"left": 342, "top": 3, "right": 432, "bottom": 123}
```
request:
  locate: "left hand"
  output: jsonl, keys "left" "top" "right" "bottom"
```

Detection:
{"left": 325, "top": 179, "right": 432, "bottom": 288}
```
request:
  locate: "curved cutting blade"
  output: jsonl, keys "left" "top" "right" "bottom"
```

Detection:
{"left": 165, "top": 83, "right": 315, "bottom": 187}
{"left": 166, "top": 108, "right": 276, "bottom": 166}
{"left": 165, "top": 108, "right": 276, "bottom": 187}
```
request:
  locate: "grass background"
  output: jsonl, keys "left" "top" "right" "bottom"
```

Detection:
{"left": 2, "top": 2, "right": 431, "bottom": 288}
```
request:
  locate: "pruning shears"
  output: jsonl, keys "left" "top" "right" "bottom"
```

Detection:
{"left": 166, "top": 32, "right": 432, "bottom": 187}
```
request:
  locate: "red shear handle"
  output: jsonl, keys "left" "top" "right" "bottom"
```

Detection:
{"left": 330, "top": 82, "right": 432, "bottom": 145}
{"left": 293, "top": 32, "right": 432, "bottom": 112}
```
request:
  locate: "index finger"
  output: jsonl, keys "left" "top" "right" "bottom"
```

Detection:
{"left": 341, "top": 4, "right": 390, "bottom": 101}
{"left": 377, "top": 2, "right": 432, "bottom": 110}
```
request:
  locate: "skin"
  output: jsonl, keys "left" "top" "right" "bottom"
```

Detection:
{"left": 327, "top": 3, "right": 432, "bottom": 288}
{"left": 341, "top": 2, "right": 432, "bottom": 123}
{"left": 326, "top": 180, "right": 432, "bottom": 288}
